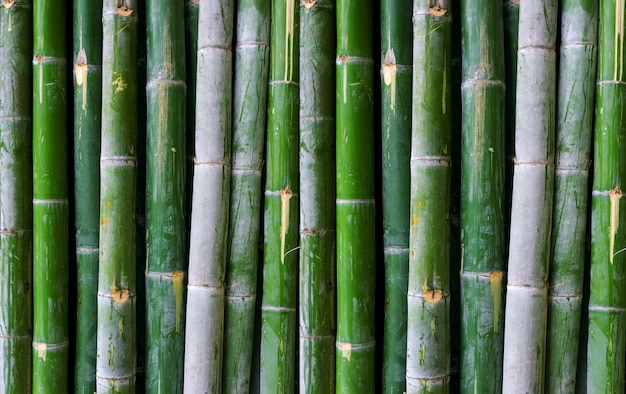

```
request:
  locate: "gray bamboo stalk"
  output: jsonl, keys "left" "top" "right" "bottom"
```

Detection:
{"left": 501, "top": 0, "right": 558, "bottom": 392}
{"left": 183, "top": 0, "right": 234, "bottom": 391}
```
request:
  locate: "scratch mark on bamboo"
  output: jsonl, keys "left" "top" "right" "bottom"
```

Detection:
{"left": 610, "top": 187, "right": 622, "bottom": 263}
{"left": 340, "top": 342, "right": 351, "bottom": 361}
{"left": 75, "top": 48, "right": 88, "bottom": 111}
{"left": 36, "top": 55, "right": 44, "bottom": 104}
{"left": 3, "top": 0, "right": 13, "bottom": 31}
{"left": 118, "top": 318, "right": 124, "bottom": 336}
{"left": 36, "top": 342, "right": 47, "bottom": 361}
{"left": 284, "top": 0, "right": 295, "bottom": 82}
{"left": 383, "top": 48, "right": 397, "bottom": 111}
{"left": 615, "top": 0, "right": 625, "bottom": 81}
{"left": 490, "top": 271, "right": 503, "bottom": 332}
{"left": 172, "top": 271, "right": 184, "bottom": 332}
{"left": 112, "top": 73, "right": 128, "bottom": 93}
{"left": 280, "top": 187, "right": 293, "bottom": 263}
{"left": 419, "top": 343, "right": 426, "bottom": 370}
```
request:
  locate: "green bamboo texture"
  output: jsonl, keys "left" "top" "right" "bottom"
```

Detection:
{"left": 260, "top": 0, "right": 300, "bottom": 391}
{"left": 299, "top": 0, "right": 336, "bottom": 392}
{"left": 183, "top": 0, "right": 234, "bottom": 391}
{"left": 545, "top": 1, "right": 597, "bottom": 392}
{"left": 96, "top": 1, "right": 138, "bottom": 392}
{"left": 73, "top": 0, "right": 102, "bottom": 392}
{"left": 405, "top": 1, "right": 452, "bottom": 392}
{"left": 502, "top": 0, "right": 558, "bottom": 392}
{"left": 32, "top": 0, "right": 69, "bottom": 392}
{"left": 222, "top": 1, "right": 269, "bottom": 391}
{"left": 459, "top": 0, "right": 506, "bottom": 392}
{"left": 587, "top": 1, "right": 626, "bottom": 392}
{"left": 503, "top": 0, "right": 519, "bottom": 254}
{"left": 380, "top": 0, "right": 411, "bottom": 392}
{"left": 0, "top": 1, "right": 32, "bottom": 392}
{"left": 335, "top": 0, "right": 375, "bottom": 392}
{"left": 144, "top": 0, "right": 186, "bottom": 392}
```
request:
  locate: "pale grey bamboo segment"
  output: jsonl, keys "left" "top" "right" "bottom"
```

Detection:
{"left": 502, "top": 0, "right": 558, "bottom": 392}
{"left": 183, "top": 0, "right": 234, "bottom": 392}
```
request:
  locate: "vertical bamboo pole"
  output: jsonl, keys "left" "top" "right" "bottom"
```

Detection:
{"left": 32, "top": 0, "right": 69, "bottom": 391}
{"left": 502, "top": 0, "right": 558, "bottom": 392}
{"left": 380, "top": 0, "right": 412, "bottom": 392}
{"left": 72, "top": 1, "right": 102, "bottom": 392}
{"left": 183, "top": 0, "right": 234, "bottom": 391}
{"left": 299, "top": 0, "right": 336, "bottom": 392}
{"left": 222, "top": 1, "right": 270, "bottom": 391}
{"left": 0, "top": 1, "right": 32, "bottom": 392}
{"left": 335, "top": 0, "right": 376, "bottom": 391}
{"left": 459, "top": 0, "right": 506, "bottom": 392}
{"left": 406, "top": 1, "right": 452, "bottom": 392}
{"left": 96, "top": 1, "right": 138, "bottom": 391}
{"left": 260, "top": 0, "right": 300, "bottom": 390}
{"left": 587, "top": 1, "right": 626, "bottom": 392}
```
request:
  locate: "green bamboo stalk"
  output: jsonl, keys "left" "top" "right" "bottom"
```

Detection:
{"left": 458, "top": 0, "right": 506, "bottom": 392}
{"left": 502, "top": 0, "right": 558, "bottom": 392}
{"left": 183, "top": 0, "right": 234, "bottom": 391}
{"left": 260, "top": 0, "right": 300, "bottom": 391}
{"left": 380, "top": 0, "right": 411, "bottom": 392}
{"left": 299, "top": 0, "right": 336, "bottom": 392}
{"left": 0, "top": 1, "right": 32, "bottom": 392}
{"left": 96, "top": 1, "right": 138, "bottom": 392}
{"left": 405, "top": 2, "right": 452, "bottom": 393}
{"left": 545, "top": 1, "right": 597, "bottom": 392}
{"left": 335, "top": 0, "right": 375, "bottom": 392}
{"left": 73, "top": 0, "right": 102, "bottom": 392}
{"left": 222, "top": 0, "right": 270, "bottom": 391}
{"left": 587, "top": 1, "right": 626, "bottom": 392}
{"left": 144, "top": 0, "right": 186, "bottom": 391}
{"left": 32, "top": 0, "right": 69, "bottom": 391}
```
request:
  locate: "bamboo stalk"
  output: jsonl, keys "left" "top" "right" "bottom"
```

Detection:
{"left": 587, "top": 1, "right": 626, "bottom": 392}
{"left": 222, "top": 0, "right": 270, "bottom": 391}
{"left": 144, "top": 0, "right": 187, "bottom": 391}
{"left": 72, "top": 0, "right": 102, "bottom": 392}
{"left": 183, "top": 0, "right": 234, "bottom": 391}
{"left": 0, "top": 1, "right": 32, "bottom": 392}
{"left": 184, "top": 0, "right": 197, "bottom": 255}
{"left": 405, "top": 1, "right": 452, "bottom": 392}
{"left": 545, "top": 1, "right": 597, "bottom": 392}
{"left": 32, "top": 0, "right": 69, "bottom": 391}
{"left": 335, "top": 0, "right": 376, "bottom": 392}
{"left": 260, "top": 0, "right": 300, "bottom": 390}
{"left": 459, "top": 0, "right": 506, "bottom": 392}
{"left": 96, "top": 1, "right": 138, "bottom": 391}
{"left": 501, "top": 0, "right": 558, "bottom": 392}
{"left": 299, "top": 0, "right": 336, "bottom": 392}
{"left": 380, "top": 0, "right": 412, "bottom": 392}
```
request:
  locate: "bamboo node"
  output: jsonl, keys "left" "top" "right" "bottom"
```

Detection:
{"left": 423, "top": 288, "right": 443, "bottom": 303}
{"left": 111, "top": 287, "right": 130, "bottom": 303}
{"left": 340, "top": 342, "right": 352, "bottom": 361}
{"left": 303, "top": 0, "right": 315, "bottom": 8}
{"left": 36, "top": 342, "right": 47, "bottom": 361}
{"left": 2, "top": 0, "right": 14, "bottom": 9}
